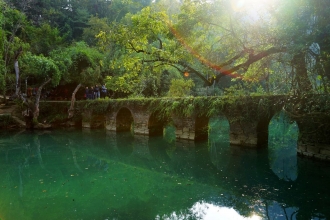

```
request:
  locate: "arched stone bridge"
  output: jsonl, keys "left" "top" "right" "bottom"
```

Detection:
{"left": 78, "top": 95, "right": 330, "bottom": 161}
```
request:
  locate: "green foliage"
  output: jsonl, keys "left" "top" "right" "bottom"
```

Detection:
{"left": 50, "top": 41, "right": 103, "bottom": 86}
{"left": 1, "top": 0, "right": 330, "bottom": 98}
{"left": 78, "top": 99, "right": 110, "bottom": 115}
{"left": 82, "top": 16, "right": 110, "bottom": 46}
{"left": 20, "top": 52, "right": 61, "bottom": 86}
{"left": 0, "top": 2, "right": 29, "bottom": 94}
{"left": 27, "top": 23, "right": 65, "bottom": 56}
{"left": 168, "top": 79, "right": 194, "bottom": 97}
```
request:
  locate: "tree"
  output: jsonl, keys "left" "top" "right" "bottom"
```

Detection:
{"left": 96, "top": 2, "right": 284, "bottom": 97}
{"left": 0, "top": 1, "right": 30, "bottom": 99}
{"left": 20, "top": 52, "right": 61, "bottom": 127}
{"left": 50, "top": 41, "right": 103, "bottom": 119}
{"left": 96, "top": 6, "right": 214, "bottom": 97}
{"left": 82, "top": 16, "right": 111, "bottom": 46}
{"left": 273, "top": 0, "right": 330, "bottom": 93}
{"left": 97, "top": 0, "right": 330, "bottom": 96}
{"left": 26, "top": 23, "right": 66, "bottom": 56}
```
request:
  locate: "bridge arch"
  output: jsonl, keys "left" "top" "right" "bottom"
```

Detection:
{"left": 148, "top": 111, "right": 169, "bottom": 136}
{"left": 116, "top": 107, "right": 134, "bottom": 132}
{"left": 195, "top": 115, "right": 209, "bottom": 141}
{"left": 256, "top": 116, "right": 273, "bottom": 147}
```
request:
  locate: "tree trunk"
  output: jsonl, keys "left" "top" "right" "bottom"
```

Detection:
{"left": 68, "top": 83, "right": 82, "bottom": 119}
{"left": 293, "top": 52, "right": 313, "bottom": 94}
{"left": 14, "top": 60, "right": 20, "bottom": 96}
{"left": 33, "top": 78, "right": 51, "bottom": 123}
{"left": 14, "top": 47, "right": 23, "bottom": 96}
{"left": 2, "top": 89, "right": 7, "bottom": 104}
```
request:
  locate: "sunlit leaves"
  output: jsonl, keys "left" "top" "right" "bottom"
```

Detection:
{"left": 168, "top": 78, "right": 195, "bottom": 97}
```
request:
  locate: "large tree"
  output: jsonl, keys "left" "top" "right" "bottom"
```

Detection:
{"left": 50, "top": 41, "right": 103, "bottom": 119}
{"left": 19, "top": 52, "right": 62, "bottom": 127}
{"left": 0, "top": 0, "right": 30, "bottom": 99}
{"left": 97, "top": 0, "right": 330, "bottom": 96}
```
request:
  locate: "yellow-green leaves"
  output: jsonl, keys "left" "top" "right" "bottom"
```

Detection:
{"left": 168, "top": 79, "right": 195, "bottom": 97}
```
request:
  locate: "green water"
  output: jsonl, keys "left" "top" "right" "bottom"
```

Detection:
{"left": 0, "top": 115, "right": 329, "bottom": 220}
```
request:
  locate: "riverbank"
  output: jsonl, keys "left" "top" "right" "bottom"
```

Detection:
{"left": 0, "top": 100, "right": 26, "bottom": 129}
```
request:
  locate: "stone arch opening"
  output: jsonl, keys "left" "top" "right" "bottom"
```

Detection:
{"left": 116, "top": 107, "right": 134, "bottom": 132}
{"left": 148, "top": 111, "right": 168, "bottom": 136}
{"left": 195, "top": 115, "right": 209, "bottom": 141}
{"left": 257, "top": 116, "right": 273, "bottom": 147}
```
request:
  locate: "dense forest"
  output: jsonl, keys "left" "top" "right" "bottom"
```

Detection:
{"left": 1, "top": 0, "right": 330, "bottom": 101}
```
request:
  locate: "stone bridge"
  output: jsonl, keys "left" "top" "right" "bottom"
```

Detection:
{"left": 76, "top": 95, "right": 330, "bottom": 161}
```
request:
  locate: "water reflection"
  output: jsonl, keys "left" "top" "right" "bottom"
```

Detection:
{"left": 0, "top": 126, "right": 329, "bottom": 219}
{"left": 116, "top": 132, "right": 134, "bottom": 156}
{"left": 268, "top": 111, "right": 298, "bottom": 181}
{"left": 159, "top": 201, "right": 262, "bottom": 220}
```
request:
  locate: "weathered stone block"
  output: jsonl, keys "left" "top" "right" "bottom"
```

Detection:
{"left": 314, "top": 154, "right": 328, "bottom": 160}
{"left": 297, "top": 144, "right": 307, "bottom": 152}
{"left": 303, "top": 152, "right": 314, "bottom": 157}
{"left": 230, "top": 134, "right": 258, "bottom": 147}
{"left": 189, "top": 132, "right": 195, "bottom": 140}
{"left": 175, "top": 130, "right": 183, "bottom": 135}
{"left": 82, "top": 122, "right": 91, "bottom": 128}
{"left": 307, "top": 145, "right": 320, "bottom": 154}
{"left": 320, "top": 149, "right": 330, "bottom": 156}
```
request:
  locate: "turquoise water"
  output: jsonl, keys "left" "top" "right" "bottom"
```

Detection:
{"left": 0, "top": 115, "right": 329, "bottom": 220}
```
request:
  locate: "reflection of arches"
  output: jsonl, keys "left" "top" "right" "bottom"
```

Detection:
{"left": 208, "top": 115, "right": 230, "bottom": 142}
{"left": 268, "top": 111, "right": 298, "bottom": 181}
{"left": 148, "top": 137, "right": 171, "bottom": 162}
{"left": 116, "top": 107, "right": 134, "bottom": 132}
{"left": 148, "top": 111, "right": 167, "bottom": 136}
{"left": 116, "top": 132, "right": 134, "bottom": 156}
{"left": 208, "top": 116, "right": 230, "bottom": 169}
{"left": 195, "top": 115, "right": 209, "bottom": 141}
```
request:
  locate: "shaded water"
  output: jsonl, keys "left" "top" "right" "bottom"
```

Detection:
{"left": 0, "top": 115, "right": 329, "bottom": 220}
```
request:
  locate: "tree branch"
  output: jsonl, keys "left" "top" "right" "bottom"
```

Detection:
{"left": 214, "top": 47, "right": 286, "bottom": 82}
{"left": 68, "top": 83, "right": 82, "bottom": 119}
{"left": 34, "top": 78, "right": 51, "bottom": 120}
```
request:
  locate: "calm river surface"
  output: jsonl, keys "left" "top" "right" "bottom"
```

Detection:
{"left": 0, "top": 115, "right": 329, "bottom": 220}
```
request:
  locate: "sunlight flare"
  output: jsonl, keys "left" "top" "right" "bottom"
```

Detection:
{"left": 231, "top": 0, "right": 277, "bottom": 18}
